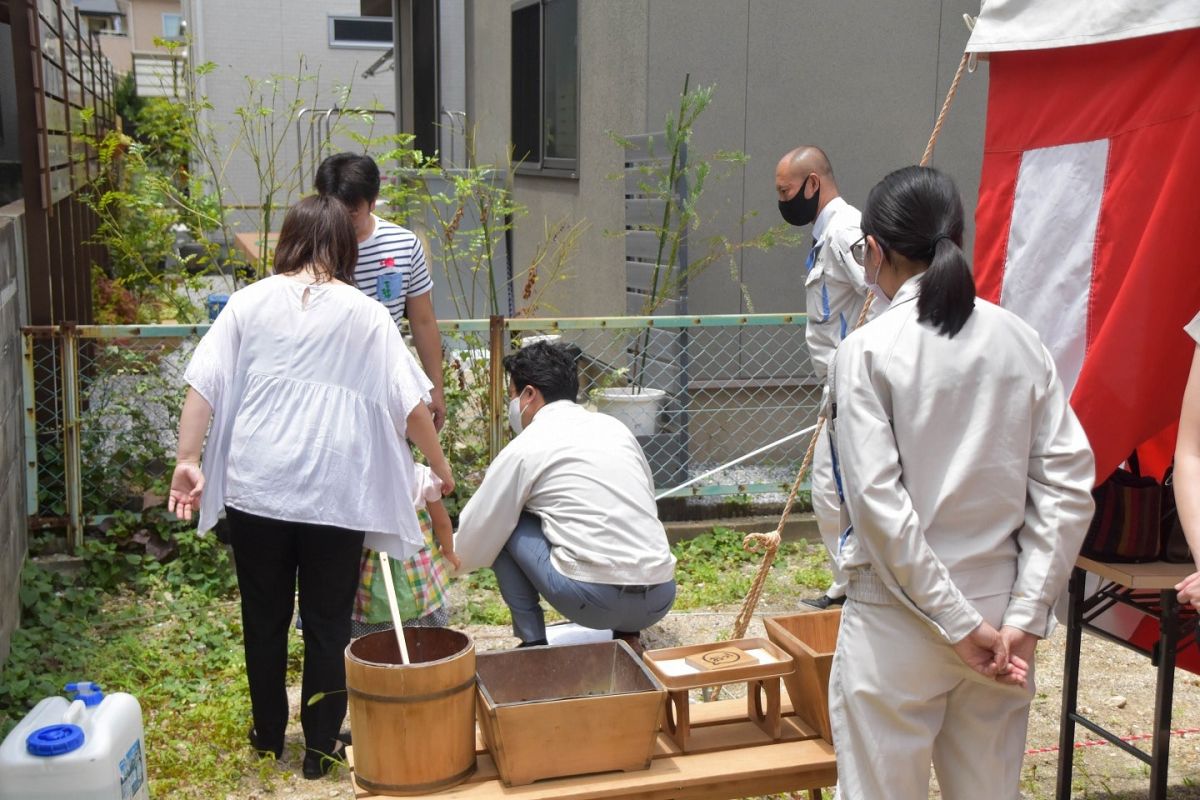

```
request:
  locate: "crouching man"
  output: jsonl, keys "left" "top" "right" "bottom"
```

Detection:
{"left": 453, "top": 341, "right": 677, "bottom": 650}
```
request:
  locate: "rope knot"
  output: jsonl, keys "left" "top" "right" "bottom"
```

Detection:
{"left": 743, "top": 530, "right": 781, "bottom": 555}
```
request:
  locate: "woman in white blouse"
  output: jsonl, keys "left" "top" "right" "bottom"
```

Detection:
{"left": 167, "top": 195, "right": 452, "bottom": 779}
{"left": 1175, "top": 312, "right": 1200, "bottom": 610}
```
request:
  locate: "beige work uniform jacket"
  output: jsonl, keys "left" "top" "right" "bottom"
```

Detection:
{"left": 829, "top": 276, "right": 1095, "bottom": 643}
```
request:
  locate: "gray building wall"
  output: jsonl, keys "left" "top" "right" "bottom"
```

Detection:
{"left": 439, "top": 0, "right": 469, "bottom": 167}
{"left": 467, "top": 0, "right": 649, "bottom": 318}
{"left": 465, "top": 0, "right": 987, "bottom": 325}
{"left": 184, "top": 0, "right": 400, "bottom": 232}
{"left": 0, "top": 202, "right": 30, "bottom": 667}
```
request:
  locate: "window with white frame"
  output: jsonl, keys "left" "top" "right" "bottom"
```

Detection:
{"left": 512, "top": 0, "right": 578, "bottom": 176}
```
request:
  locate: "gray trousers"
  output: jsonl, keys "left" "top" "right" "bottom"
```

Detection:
{"left": 830, "top": 595, "right": 1034, "bottom": 800}
{"left": 491, "top": 512, "right": 676, "bottom": 643}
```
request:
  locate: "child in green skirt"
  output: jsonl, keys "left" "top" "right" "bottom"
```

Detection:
{"left": 351, "top": 463, "right": 459, "bottom": 637}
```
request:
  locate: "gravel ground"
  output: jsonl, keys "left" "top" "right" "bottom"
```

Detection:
{"left": 230, "top": 609, "right": 1200, "bottom": 800}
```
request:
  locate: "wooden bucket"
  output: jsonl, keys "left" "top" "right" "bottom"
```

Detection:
{"left": 345, "top": 628, "right": 476, "bottom": 795}
{"left": 763, "top": 609, "right": 841, "bottom": 743}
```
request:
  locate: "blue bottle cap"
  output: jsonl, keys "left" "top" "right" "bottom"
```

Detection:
{"left": 26, "top": 724, "right": 85, "bottom": 756}
{"left": 65, "top": 681, "right": 105, "bottom": 707}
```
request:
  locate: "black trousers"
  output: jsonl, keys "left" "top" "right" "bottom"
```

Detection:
{"left": 226, "top": 506, "right": 364, "bottom": 757}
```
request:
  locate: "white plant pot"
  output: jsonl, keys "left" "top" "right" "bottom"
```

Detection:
{"left": 594, "top": 388, "right": 666, "bottom": 437}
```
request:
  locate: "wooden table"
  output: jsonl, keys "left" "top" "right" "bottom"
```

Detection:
{"left": 1056, "top": 556, "right": 1197, "bottom": 800}
{"left": 348, "top": 694, "right": 837, "bottom": 800}
{"left": 231, "top": 231, "right": 279, "bottom": 268}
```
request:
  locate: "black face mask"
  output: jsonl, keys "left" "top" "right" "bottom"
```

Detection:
{"left": 778, "top": 176, "right": 819, "bottom": 227}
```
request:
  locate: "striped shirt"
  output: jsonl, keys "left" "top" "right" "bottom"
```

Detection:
{"left": 354, "top": 215, "right": 433, "bottom": 326}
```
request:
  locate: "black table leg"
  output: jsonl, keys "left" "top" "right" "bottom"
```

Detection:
{"left": 1056, "top": 567, "right": 1086, "bottom": 800}
{"left": 1149, "top": 589, "right": 1179, "bottom": 799}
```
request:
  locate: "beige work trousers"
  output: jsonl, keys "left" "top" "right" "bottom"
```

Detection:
{"left": 829, "top": 596, "right": 1034, "bottom": 800}
{"left": 812, "top": 429, "right": 847, "bottom": 598}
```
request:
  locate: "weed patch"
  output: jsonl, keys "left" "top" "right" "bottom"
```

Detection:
{"left": 450, "top": 527, "right": 835, "bottom": 621}
{"left": 2, "top": 524, "right": 835, "bottom": 797}
{"left": 0, "top": 521, "right": 266, "bottom": 798}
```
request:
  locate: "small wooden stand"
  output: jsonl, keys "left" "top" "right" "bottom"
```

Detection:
{"left": 643, "top": 638, "right": 794, "bottom": 753}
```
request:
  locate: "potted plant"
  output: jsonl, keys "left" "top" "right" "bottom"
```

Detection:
{"left": 592, "top": 78, "right": 704, "bottom": 435}
{"left": 595, "top": 77, "right": 804, "bottom": 438}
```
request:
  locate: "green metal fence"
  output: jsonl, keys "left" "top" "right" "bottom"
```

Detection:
{"left": 24, "top": 313, "right": 819, "bottom": 548}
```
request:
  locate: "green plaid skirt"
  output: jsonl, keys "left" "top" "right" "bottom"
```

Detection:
{"left": 352, "top": 508, "right": 451, "bottom": 624}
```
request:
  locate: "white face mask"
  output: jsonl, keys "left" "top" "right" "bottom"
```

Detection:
{"left": 508, "top": 393, "right": 528, "bottom": 434}
{"left": 865, "top": 254, "right": 893, "bottom": 308}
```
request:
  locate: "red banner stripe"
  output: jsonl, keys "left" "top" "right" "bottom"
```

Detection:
{"left": 984, "top": 28, "right": 1200, "bottom": 153}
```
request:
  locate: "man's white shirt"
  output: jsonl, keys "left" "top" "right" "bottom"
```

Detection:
{"left": 454, "top": 401, "right": 676, "bottom": 585}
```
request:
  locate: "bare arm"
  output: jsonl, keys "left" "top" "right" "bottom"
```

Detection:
{"left": 406, "top": 292, "right": 446, "bottom": 431}
{"left": 169, "top": 388, "right": 213, "bottom": 521}
{"left": 426, "top": 497, "right": 460, "bottom": 570}
{"left": 1174, "top": 346, "right": 1200, "bottom": 608}
{"left": 176, "top": 388, "right": 213, "bottom": 463}
{"left": 407, "top": 401, "right": 453, "bottom": 495}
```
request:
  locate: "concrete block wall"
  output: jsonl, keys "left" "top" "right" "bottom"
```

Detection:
{"left": 0, "top": 202, "right": 29, "bottom": 668}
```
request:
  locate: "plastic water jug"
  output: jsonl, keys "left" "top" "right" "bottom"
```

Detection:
{"left": 0, "top": 682, "right": 149, "bottom": 800}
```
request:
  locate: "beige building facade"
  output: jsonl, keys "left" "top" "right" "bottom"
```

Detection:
{"left": 87, "top": 0, "right": 183, "bottom": 75}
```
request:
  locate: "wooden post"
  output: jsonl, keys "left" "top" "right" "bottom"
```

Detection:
{"left": 488, "top": 314, "right": 506, "bottom": 461}
{"left": 10, "top": 0, "right": 53, "bottom": 324}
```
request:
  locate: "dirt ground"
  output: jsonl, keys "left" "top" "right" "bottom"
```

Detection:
{"left": 231, "top": 607, "right": 1200, "bottom": 800}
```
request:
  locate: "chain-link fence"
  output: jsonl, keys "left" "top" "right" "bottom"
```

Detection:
{"left": 503, "top": 315, "right": 821, "bottom": 508}
{"left": 24, "top": 325, "right": 204, "bottom": 546}
{"left": 26, "top": 331, "right": 66, "bottom": 523}
{"left": 76, "top": 330, "right": 198, "bottom": 516}
{"left": 25, "top": 314, "right": 818, "bottom": 545}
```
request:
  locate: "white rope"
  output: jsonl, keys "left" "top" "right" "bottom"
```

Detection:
{"left": 654, "top": 424, "right": 818, "bottom": 501}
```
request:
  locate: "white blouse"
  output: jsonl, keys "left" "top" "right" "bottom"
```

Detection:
{"left": 184, "top": 275, "right": 432, "bottom": 557}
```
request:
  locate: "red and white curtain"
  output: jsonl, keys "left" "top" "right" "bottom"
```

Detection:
{"left": 969, "top": 2, "right": 1200, "bottom": 672}
{"left": 972, "top": 14, "right": 1200, "bottom": 481}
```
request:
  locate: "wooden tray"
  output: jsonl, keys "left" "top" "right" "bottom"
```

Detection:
{"left": 475, "top": 640, "right": 666, "bottom": 786}
{"left": 642, "top": 637, "right": 794, "bottom": 690}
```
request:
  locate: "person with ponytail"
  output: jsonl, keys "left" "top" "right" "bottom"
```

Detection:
{"left": 825, "top": 166, "right": 1095, "bottom": 799}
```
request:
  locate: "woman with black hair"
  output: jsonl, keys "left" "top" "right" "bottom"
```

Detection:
{"left": 826, "top": 166, "right": 1095, "bottom": 799}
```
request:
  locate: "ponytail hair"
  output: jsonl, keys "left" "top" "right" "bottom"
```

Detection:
{"left": 862, "top": 166, "right": 975, "bottom": 337}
